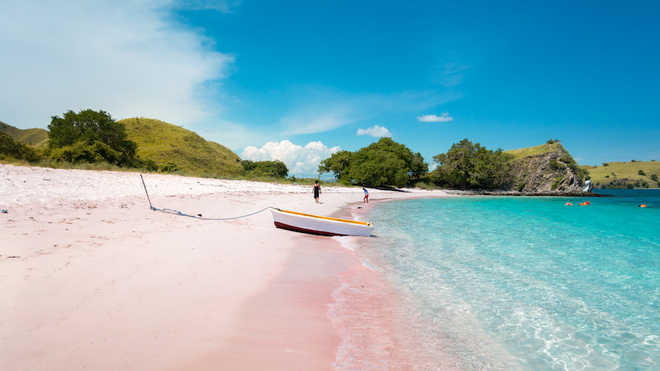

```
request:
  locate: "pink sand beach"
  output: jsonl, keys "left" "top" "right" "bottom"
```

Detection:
{"left": 0, "top": 164, "right": 451, "bottom": 370}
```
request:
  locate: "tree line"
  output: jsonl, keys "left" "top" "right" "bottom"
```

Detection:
{"left": 319, "top": 137, "right": 514, "bottom": 189}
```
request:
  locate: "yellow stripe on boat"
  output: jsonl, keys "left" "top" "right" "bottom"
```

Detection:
{"left": 276, "top": 208, "right": 371, "bottom": 226}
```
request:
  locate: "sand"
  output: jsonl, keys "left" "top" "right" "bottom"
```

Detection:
{"left": 0, "top": 164, "right": 451, "bottom": 370}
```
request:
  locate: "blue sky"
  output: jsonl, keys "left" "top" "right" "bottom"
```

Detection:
{"left": 2, "top": 1, "right": 659, "bottom": 175}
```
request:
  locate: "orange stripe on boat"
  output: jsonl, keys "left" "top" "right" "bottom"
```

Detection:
{"left": 276, "top": 208, "right": 371, "bottom": 226}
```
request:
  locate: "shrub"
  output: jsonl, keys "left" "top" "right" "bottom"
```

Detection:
{"left": 651, "top": 174, "right": 658, "bottom": 182}
{"left": 0, "top": 132, "right": 41, "bottom": 162}
{"left": 638, "top": 169, "right": 647, "bottom": 176}
{"left": 241, "top": 160, "right": 288, "bottom": 178}
{"left": 549, "top": 159, "right": 565, "bottom": 171}
{"left": 160, "top": 162, "right": 179, "bottom": 173}
{"left": 602, "top": 163, "right": 609, "bottom": 166}
{"left": 142, "top": 159, "right": 159, "bottom": 172}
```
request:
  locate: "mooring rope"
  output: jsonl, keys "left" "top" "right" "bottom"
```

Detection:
{"left": 140, "top": 174, "right": 275, "bottom": 221}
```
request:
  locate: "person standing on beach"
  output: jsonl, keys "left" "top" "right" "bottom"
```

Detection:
{"left": 313, "top": 181, "right": 321, "bottom": 203}
{"left": 363, "top": 187, "right": 369, "bottom": 204}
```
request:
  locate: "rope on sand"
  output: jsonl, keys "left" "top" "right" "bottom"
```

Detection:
{"left": 140, "top": 174, "right": 274, "bottom": 221}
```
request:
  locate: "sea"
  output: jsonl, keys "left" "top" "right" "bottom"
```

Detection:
{"left": 359, "top": 189, "right": 659, "bottom": 370}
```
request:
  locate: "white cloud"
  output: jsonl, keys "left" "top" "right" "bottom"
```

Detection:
{"left": 241, "top": 140, "right": 340, "bottom": 177}
{"left": 417, "top": 113, "right": 453, "bottom": 123}
{"left": 0, "top": 0, "right": 233, "bottom": 129}
{"left": 356, "top": 125, "right": 392, "bottom": 138}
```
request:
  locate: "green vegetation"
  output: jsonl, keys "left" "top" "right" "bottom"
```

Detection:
{"left": 431, "top": 139, "right": 513, "bottom": 190}
{"left": 583, "top": 161, "right": 660, "bottom": 188}
{"left": 120, "top": 117, "right": 243, "bottom": 177}
{"left": 0, "top": 132, "right": 40, "bottom": 162}
{"left": 0, "top": 121, "right": 49, "bottom": 147}
{"left": 319, "top": 137, "right": 428, "bottom": 187}
{"left": 241, "top": 160, "right": 288, "bottom": 178}
{"left": 504, "top": 141, "right": 564, "bottom": 160}
{"left": 2, "top": 111, "right": 656, "bottom": 191}
{"left": 48, "top": 110, "right": 138, "bottom": 166}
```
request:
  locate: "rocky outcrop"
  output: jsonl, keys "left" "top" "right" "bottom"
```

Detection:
{"left": 508, "top": 145, "right": 587, "bottom": 193}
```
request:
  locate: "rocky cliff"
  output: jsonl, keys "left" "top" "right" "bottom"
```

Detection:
{"left": 506, "top": 142, "right": 588, "bottom": 193}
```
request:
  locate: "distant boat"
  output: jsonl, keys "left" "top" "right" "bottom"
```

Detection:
{"left": 270, "top": 208, "right": 373, "bottom": 236}
{"left": 583, "top": 180, "right": 593, "bottom": 192}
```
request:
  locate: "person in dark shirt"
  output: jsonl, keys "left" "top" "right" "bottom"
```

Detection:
{"left": 313, "top": 181, "right": 321, "bottom": 203}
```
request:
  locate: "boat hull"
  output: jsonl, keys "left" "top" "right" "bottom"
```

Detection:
{"left": 270, "top": 208, "right": 373, "bottom": 236}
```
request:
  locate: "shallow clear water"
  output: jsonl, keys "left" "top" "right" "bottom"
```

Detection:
{"left": 362, "top": 190, "right": 660, "bottom": 370}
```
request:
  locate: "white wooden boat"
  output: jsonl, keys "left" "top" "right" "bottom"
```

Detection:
{"left": 270, "top": 208, "right": 373, "bottom": 236}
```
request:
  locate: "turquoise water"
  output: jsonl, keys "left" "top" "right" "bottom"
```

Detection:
{"left": 363, "top": 190, "right": 660, "bottom": 370}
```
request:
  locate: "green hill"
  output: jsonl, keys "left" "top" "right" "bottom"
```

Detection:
{"left": 0, "top": 121, "right": 49, "bottom": 147}
{"left": 119, "top": 117, "right": 243, "bottom": 177}
{"left": 582, "top": 161, "right": 660, "bottom": 188}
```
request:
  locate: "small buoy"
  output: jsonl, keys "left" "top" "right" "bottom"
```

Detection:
{"left": 565, "top": 202, "right": 573, "bottom": 206}
{"left": 578, "top": 201, "right": 589, "bottom": 206}
{"left": 639, "top": 204, "right": 647, "bottom": 208}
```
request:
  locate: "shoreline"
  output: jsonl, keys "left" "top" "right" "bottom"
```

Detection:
{"left": 0, "top": 164, "right": 451, "bottom": 370}
{"left": 327, "top": 195, "right": 461, "bottom": 369}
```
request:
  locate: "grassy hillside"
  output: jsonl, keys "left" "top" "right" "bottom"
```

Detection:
{"left": 582, "top": 161, "right": 660, "bottom": 188}
{"left": 0, "top": 121, "right": 49, "bottom": 147}
{"left": 505, "top": 142, "right": 565, "bottom": 160}
{"left": 120, "top": 117, "right": 243, "bottom": 177}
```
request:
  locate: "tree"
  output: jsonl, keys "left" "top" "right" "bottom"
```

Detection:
{"left": 318, "top": 150, "right": 352, "bottom": 180}
{"left": 431, "top": 139, "right": 512, "bottom": 190}
{"left": 48, "top": 109, "right": 137, "bottom": 166}
{"left": 241, "top": 160, "right": 288, "bottom": 178}
{"left": 346, "top": 149, "right": 408, "bottom": 187}
{"left": 319, "top": 138, "right": 428, "bottom": 187}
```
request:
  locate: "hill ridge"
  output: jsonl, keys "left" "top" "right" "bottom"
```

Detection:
{"left": 119, "top": 117, "right": 243, "bottom": 177}
{"left": 0, "top": 121, "right": 49, "bottom": 147}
